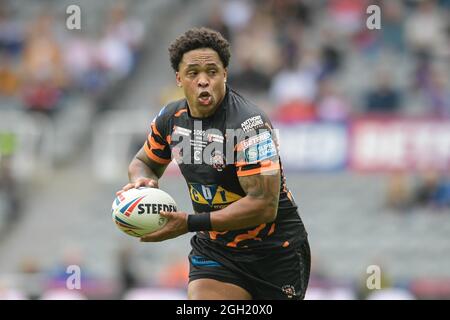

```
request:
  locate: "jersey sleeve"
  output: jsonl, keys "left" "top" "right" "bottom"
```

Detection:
{"left": 143, "top": 109, "right": 172, "bottom": 165}
{"left": 234, "top": 116, "right": 280, "bottom": 177}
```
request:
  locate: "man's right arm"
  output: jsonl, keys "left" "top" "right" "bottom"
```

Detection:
{"left": 118, "top": 111, "right": 172, "bottom": 193}
{"left": 118, "top": 146, "right": 169, "bottom": 193}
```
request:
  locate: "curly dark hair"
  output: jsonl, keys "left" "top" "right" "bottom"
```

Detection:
{"left": 168, "top": 27, "right": 231, "bottom": 72}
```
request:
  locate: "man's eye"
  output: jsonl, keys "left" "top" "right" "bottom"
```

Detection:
{"left": 187, "top": 71, "right": 197, "bottom": 76}
{"left": 208, "top": 70, "right": 217, "bottom": 75}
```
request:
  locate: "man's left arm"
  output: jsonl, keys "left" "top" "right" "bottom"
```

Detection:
{"left": 140, "top": 170, "right": 280, "bottom": 242}
{"left": 140, "top": 123, "right": 281, "bottom": 242}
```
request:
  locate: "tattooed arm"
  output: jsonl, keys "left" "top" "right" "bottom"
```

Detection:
{"left": 210, "top": 169, "right": 281, "bottom": 231}
{"left": 117, "top": 146, "right": 168, "bottom": 194}
{"left": 139, "top": 169, "right": 281, "bottom": 242}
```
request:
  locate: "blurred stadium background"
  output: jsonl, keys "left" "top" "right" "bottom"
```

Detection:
{"left": 0, "top": 0, "right": 449, "bottom": 300}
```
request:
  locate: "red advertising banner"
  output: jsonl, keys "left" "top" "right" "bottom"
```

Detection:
{"left": 350, "top": 118, "right": 450, "bottom": 172}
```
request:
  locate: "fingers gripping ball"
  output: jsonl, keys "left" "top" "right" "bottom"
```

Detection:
{"left": 112, "top": 188, "right": 178, "bottom": 237}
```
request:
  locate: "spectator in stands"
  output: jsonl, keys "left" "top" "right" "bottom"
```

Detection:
{"left": 105, "top": 2, "right": 145, "bottom": 67}
{"left": 278, "top": 21, "right": 302, "bottom": 74}
{"left": 414, "top": 171, "right": 450, "bottom": 210}
{"left": 22, "top": 12, "right": 65, "bottom": 116}
{"left": 62, "top": 36, "right": 95, "bottom": 92}
{"left": 0, "top": 5, "right": 24, "bottom": 57}
{"left": 316, "top": 78, "right": 351, "bottom": 122}
{"left": 412, "top": 50, "right": 433, "bottom": 93}
{"left": 318, "top": 41, "right": 342, "bottom": 80}
{"left": 0, "top": 53, "right": 20, "bottom": 98}
{"left": 414, "top": 171, "right": 440, "bottom": 208}
{"left": 405, "top": 0, "right": 447, "bottom": 58}
{"left": 271, "top": 97, "right": 317, "bottom": 123}
{"left": 424, "top": 69, "right": 450, "bottom": 118}
{"left": 380, "top": 1, "right": 406, "bottom": 53}
{"left": 385, "top": 172, "right": 412, "bottom": 212}
{"left": 270, "top": 49, "right": 320, "bottom": 122}
{"left": 365, "top": 72, "right": 402, "bottom": 114}
{"left": 327, "top": 0, "right": 366, "bottom": 37}
{"left": 22, "top": 78, "right": 63, "bottom": 117}
{"left": 433, "top": 176, "right": 450, "bottom": 209}
{"left": 96, "top": 28, "right": 133, "bottom": 81}
{"left": 233, "top": 10, "right": 281, "bottom": 78}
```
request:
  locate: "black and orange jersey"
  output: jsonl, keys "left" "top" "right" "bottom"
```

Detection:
{"left": 143, "top": 86, "right": 308, "bottom": 251}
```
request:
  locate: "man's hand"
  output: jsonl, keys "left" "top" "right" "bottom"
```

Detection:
{"left": 140, "top": 211, "right": 189, "bottom": 242}
{"left": 116, "top": 177, "right": 158, "bottom": 196}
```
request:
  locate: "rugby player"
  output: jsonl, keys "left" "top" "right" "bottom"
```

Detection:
{"left": 118, "top": 27, "right": 310, "bottom": 300}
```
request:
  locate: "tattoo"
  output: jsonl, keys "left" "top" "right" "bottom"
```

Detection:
{"left": 238, "top": 171, "right": 281, "bottom": 211}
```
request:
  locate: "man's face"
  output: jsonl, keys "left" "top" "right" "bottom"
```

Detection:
{"left": 176, "top": 48, "right": 227, "bottom": 116}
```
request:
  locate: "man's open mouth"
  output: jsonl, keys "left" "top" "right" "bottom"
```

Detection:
{"left": 198, "top": 92, "right": 212, "bottom": 105}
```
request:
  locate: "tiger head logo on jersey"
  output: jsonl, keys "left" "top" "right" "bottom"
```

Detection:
{"left": 210, "top": 150, "right": 226, "bottom": 171}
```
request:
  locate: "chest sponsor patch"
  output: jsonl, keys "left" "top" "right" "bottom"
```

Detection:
{"left": 241, "top": 115, "right": 264, "bottom": 132}
{"left": 237, "top": 131, "right": 271, "bottom": 151}
{"left": 243, "top": 136, "right": 277, "bottom": 163}
{"left": 189, "top": 183, "right": 242, "bottom": 207}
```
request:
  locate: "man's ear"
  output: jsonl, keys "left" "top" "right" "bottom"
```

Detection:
{"left": 176, "top": 72, "right": 182, "bottom": 87}
{"left": 224, "top": 68, "right": 228, "bottom": 83}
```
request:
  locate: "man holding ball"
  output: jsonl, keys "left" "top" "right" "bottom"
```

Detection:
{"left": 118, "top": 28, "right": 310, "bottom": 300}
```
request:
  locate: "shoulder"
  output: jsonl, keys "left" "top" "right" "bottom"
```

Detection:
{"left": 226, "top": 87, "right": 272, "bottom": 131}
{"left": 154, "top": 99, "right": 187, "bottom": 122}
{"left": 150, "top": 99, "right": 186, "bottom": 136}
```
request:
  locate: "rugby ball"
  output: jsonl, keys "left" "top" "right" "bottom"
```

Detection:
{"left": 112, "top": 187, "right": 177, "bottom": 237}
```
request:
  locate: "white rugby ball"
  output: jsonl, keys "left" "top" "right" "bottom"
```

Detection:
{"left": 112, "top": 187, "right": 177, "bottom": 237}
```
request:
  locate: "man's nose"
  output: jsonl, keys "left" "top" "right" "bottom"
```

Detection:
{"left": 197, "top": 74, "right": 209, "bottom": 88}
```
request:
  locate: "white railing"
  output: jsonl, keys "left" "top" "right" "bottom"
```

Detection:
{"left": 92, "top": 108, "right": 155, "bottom": 182}
{"left": 0, "top": 110, "right": 55, "bottom": 180}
